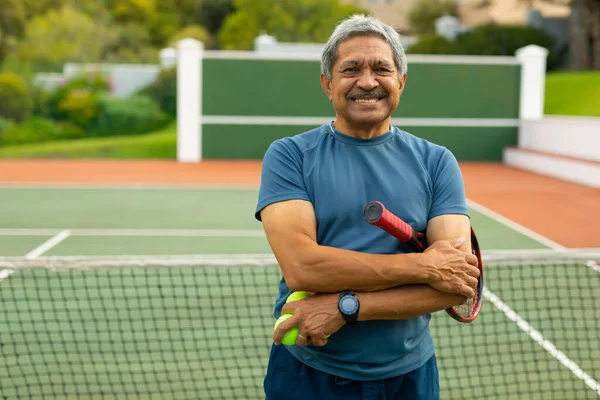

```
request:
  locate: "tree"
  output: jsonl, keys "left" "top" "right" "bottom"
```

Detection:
{"left": 19, "top": 0, "right": 109, "bottom": 21}
{"left": 101, "top": 0, "right": 204, "bottom": 47}
{"left": 408, "top": 0, "right": 459, "bottom": 35}
{"left": 17, "top": 7, "right": 117, "bottom": 69}
{"left": 218, "top": 0, "right": 368, "bottom": 50}
{"left": 101, "top": 22, "right": 158, "bottom": 63}
{"left": 567, "top": 0, "right": 600, "bottom": 69}
{"left": 191, "top": 0, "right": 235, "bottom": 35}
{"left": 500, "top": 0, "right": 599, "bottom": 69}
{"left": 0, "top": 0, "right": 26, "bottom": 66}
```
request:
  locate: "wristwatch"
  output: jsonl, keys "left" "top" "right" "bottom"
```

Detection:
{"left": 338, "top": 291, "right": 360, "bottom": 324}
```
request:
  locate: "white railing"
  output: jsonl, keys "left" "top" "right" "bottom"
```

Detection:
{"left": 519, "top": 116, "right": 600, "bottom": 162}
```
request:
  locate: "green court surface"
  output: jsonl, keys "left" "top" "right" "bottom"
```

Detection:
{"left": 42, "top": 236, "right": 273, "bottom": 256}
{"left": 1, "top": 187, "right": 598, "bottom": 400}
{"left": 0, "top": 235, "right": 57, "bottom": 256}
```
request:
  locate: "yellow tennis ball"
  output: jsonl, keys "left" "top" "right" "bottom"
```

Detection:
{"left": 286, "top": 291, "right": 311, "bottom": 303}
{"left": 283, "top": 292, "right": 332, "bottom": 340}
{"left": 274, "top": 314, "right": 298, "bottom": 346}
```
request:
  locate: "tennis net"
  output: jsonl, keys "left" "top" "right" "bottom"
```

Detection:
{"left": 1, "top": 250, "right": 599, "bottom": 400}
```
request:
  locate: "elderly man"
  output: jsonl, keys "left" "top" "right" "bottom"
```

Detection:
{"left": 254, "top": 14, "right": 480, "bottom": 400}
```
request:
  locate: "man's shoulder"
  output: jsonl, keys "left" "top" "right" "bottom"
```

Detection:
{"left": 392, "top": 126, "right": 459, "bottom": 176}
{"left": 394, "top": 126, "right": 448, "bottom": 156}
{"left": 268, "top": 125, "right": 329, "bottom": 156}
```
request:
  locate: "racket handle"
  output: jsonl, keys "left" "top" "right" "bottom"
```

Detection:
{"left": 364, "top": 201, "right": 415, "bottom": 244}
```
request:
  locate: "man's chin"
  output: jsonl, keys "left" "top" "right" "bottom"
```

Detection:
{"left": 345, "top": 110, "right": 391, "bottom": 126}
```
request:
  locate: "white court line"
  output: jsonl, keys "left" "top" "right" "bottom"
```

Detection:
{"left": 0, "top": 228, "right": 265, "bottom": 237}
{"left": 0, "top": 183, "right": 260, "bottom": 190}
{"left": 467, "top": 199, "right": 566, "bottom": 250}
{"left": 585, "top": 261, "right": 600, "bottom": 273}
{"left": 24, "top": 230, "right": 71, "bottom": 259}
{"left": 484, "top": 287, "right": 600, "bottom": 395}
{"left": 0, "top": 269, "right": 15, "bottom": 281}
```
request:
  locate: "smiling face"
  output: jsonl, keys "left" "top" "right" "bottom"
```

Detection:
{"left": 320, "top": 35, "right": 407, "bottom": 139}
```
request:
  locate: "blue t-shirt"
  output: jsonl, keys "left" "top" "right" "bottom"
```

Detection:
{"left": 255, "top": 123, "right": 469, "bottom": 381}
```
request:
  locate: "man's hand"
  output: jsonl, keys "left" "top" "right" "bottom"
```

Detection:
{"left": 272, "top": 293, "right": 346, "bottom": 347}
{"left": 421, "top": 236, "right": 480, "bottom": 299}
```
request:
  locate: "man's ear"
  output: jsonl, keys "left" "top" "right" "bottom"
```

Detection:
{"left": 398, "top": 73, "right": 407, "bottom": 96}
{"left": 320, "top": 73, "right": 333, "bottom": 102}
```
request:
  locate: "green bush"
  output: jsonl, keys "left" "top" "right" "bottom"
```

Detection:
{"left": 0, "top": 117, "right": 84, "bottom": 146}
{"left": 58, "top": 88, "right": 101, "bottom": 127}
{"left": 408, "top": 34, "right": 460, "bottom": 54}
{"left": 456, "top": 24, "right": 555, "bottom": 57}
{"left": 0, "top": 117, "right": 16, "bottom": 133}
{"left": 30, "top": 85, "right": 53, "bottom": 119}
{"left": 46, "top": 71, "right": 110, "bottom": 123}
{"left": 407, "top": 24, "right": 564, "bottom": 70}
{"left": 87, "top": 94, "right": 170, "bottom": 136}
{"left": 0, "top": 72, "right": 33, "bottom": 123}
{"left": 0, "top": 117, "right": 17, "bottom": 143}
{"left": 137, "top": 67, "right": 177, "bottom": 117}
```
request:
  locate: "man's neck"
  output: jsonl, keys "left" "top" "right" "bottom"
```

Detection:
{"left": 332, "top": 120, "right": 391, "bottom": 140}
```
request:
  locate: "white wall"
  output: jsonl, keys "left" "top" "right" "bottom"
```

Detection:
{"left": 504, "top": 147, "right": 600, "bottom": 189}
{"left": 63, "top": 63, "right": 161, "bottom": 99}
{"left": 519, "top": 116, "right": 600, "bottom": 162}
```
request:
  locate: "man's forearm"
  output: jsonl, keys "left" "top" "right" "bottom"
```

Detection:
{"left": 291, "top": 244, "right": 430, "bottom": 293}
{"left": 356, "top": 284, "right": 466, "bottom": 321}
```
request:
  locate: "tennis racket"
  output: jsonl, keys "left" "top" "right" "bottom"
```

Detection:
{"left": 363, "top": 201, "right": 483, "bottom": 323}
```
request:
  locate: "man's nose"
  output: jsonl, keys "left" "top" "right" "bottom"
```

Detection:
{"left": 356, "top": 70, "right": 378, "bottom": 91}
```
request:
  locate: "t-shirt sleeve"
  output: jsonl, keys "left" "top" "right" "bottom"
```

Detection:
{"left": 255, "top": 139, "right": 311, "bottom": 221}
{"left": 428, "top": 147, "right": 469, "bottom": 221}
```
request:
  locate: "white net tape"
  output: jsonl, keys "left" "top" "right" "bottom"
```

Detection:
{"left": 0, "top": 249, "right": 599, "bottom": 271}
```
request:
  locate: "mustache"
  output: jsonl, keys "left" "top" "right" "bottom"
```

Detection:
{"left": 347, "top": 90, "right": 388, "bottom": 99}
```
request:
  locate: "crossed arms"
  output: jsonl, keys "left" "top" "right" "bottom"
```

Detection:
{"left": 261, "top": 199, "right": 480, "bottom": 347}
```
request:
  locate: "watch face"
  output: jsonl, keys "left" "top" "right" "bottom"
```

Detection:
{"left": 340, "top": 295, "right": 358, "bottom": 314}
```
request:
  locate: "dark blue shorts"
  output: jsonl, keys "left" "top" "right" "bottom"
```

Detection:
{"left": 263, "top": 344, "right": 440, "bottom": 400}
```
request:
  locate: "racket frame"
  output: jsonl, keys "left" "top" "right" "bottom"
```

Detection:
{"left": 363, "top": 201, "right": 483, "bottom": 323}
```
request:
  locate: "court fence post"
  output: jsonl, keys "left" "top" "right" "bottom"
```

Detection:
{"left": 176, "top": 38, "right": 203, "bottom": 162}
{"left": 515, "top": 45, "right": 549, "bottom": 120}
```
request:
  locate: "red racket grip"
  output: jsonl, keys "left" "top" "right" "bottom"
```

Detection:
{"left": 364, "top": 201, "right": 422, "bottom": 250}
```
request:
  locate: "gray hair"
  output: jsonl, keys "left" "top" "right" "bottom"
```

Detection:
{"left": 321, "top": 14, "right": 408, "bottom": 81}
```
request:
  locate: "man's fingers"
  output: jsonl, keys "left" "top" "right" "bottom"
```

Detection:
{"left": 273, "top": 314, "right": 298, "bottom": 345}
{"left": 311, "top": 336, "right": 328, "bottom": 347}
{"left": 295, "top": 331, "right": 311, "bottom": 347}
{"left": 467, "top": 276, "right": 479, "bottom": 289}
{"left": 465, "top": 253, "right": 479, "bottom": 267}
{"left": 281, "top": 303, "right": 296, "bottom": 315}
{"left": 465, "top": 265, "right": 480, "bottom": 279}
{"left": 460, "top": 286, "right": 475, "bottom": 299}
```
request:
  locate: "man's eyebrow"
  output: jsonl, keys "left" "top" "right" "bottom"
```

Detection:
{"left": 338, "top": 59, "right": 395, "bottom": 69}
{"left": 375, "top": 60, "right": 394, "bottom": 68}
{"left": 339, "top": 60, "right": 361, "bottom": 68}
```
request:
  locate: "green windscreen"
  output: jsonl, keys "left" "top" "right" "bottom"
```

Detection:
{"left": 202, "top": 58, "right": 520, "bottom": 119}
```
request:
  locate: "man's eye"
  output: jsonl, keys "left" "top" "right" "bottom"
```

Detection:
{"left": 344, "top": 68, "right": 359, "bottom": 72}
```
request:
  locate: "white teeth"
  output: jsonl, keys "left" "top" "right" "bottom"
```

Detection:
{"left": 354, "top": 98, "right": 378, "bottom": 103}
